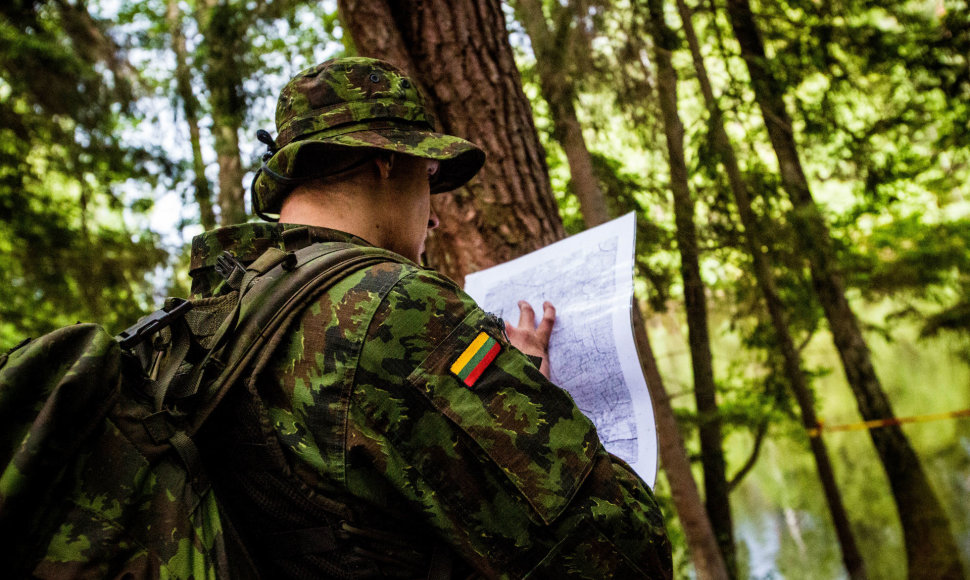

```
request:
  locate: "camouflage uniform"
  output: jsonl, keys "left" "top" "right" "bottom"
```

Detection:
{"left": 190, "top": 57, "right": 672, "bottom": 578}
{"left": 189, "top": 224, "right": 672, "bottom": 579}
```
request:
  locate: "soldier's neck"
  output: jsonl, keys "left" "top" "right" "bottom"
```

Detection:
{"left": 278, "top": 178, "right": 395, "bottom": 254}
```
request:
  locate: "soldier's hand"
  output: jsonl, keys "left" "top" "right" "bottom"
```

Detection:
{"left": 505, "top": 300, "right": 555, "bottom": 379}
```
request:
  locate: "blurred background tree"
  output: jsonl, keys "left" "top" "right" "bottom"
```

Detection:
{"left": 0, "top": 0, "right": 165, "bottom": 345}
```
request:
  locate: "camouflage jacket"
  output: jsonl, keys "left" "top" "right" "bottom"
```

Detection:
{"left": 190, "top": 224, "right": 672, "bottom": 579}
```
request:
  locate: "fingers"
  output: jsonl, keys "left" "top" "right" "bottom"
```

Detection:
{"left": 516, "top": 300, "right": 536, "bottom": 330}
{"left": 507, "top": 301, "right": 556, "bottom": 379}
{"left": 516, "top": 301, "right": 556, "bottom": 332}
{"left": 536, "top": 301, "right": 556, "bottom": 341}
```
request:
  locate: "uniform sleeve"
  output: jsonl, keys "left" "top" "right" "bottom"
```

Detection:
{"left": 349, "top": 268, "right": 672, "bottom": 578}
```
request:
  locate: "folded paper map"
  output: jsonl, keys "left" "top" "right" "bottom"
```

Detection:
{"left": 464, "top": 212, "right": 658, "bottom": 485}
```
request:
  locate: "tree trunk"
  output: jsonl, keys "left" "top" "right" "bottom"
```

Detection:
{"left": 337, "top": 0, "right": 564, "bottom": 285}
{"left": 512, "top": 2, "right": 729, "bottom": 574}
{"left": 212, "top": 123, "right": 245, "bottom": 226}
{"left": 643, "top": 0, "right": 736, "bottom": 575}
{"left": 53, "top": 0, "right": 137, "bottom": 102}
{"left": 167, "top": 0, "right": 216, "bottom": 231}
{"left": 634, "top": 307, "right": 730, "bottom": 580}
{"left": 198, "top": 0, "right": 247, "bottom": 226}
{"left": 513, "top": 0, "right": 610, "bottom": 228}
{"left": 675, "top": 1, "right": 867, "bottom": 577}
{"left": 724, "top": 1, "right": 965, "bottom": 577}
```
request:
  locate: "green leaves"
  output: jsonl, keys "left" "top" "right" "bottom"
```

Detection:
{"left": 0, "top": 1, "right": 164, "bottom": 349}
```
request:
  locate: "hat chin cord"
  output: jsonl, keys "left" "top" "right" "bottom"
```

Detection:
{"left": 250, "top": 137, "right": 383, "bottom": 223}
{"left": 250, "top": 162, "right": 301, "bottom": 223}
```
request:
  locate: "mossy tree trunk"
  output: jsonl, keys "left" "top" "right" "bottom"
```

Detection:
{"left": 167, "top": 0, "right": 216, "bottom": 230}
{"left": 513, "top": 0, "right": 610, "bottom": 228}
{"left": 198, "top": 0, "right": 247, "bottom": 226}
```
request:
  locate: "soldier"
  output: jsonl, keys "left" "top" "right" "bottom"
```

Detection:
{"left": 189, "top": 57, "right": 672, "bottom": 578}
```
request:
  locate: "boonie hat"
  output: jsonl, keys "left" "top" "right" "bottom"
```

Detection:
{"left": 251, "top": 57, "right": 486, "bottom": 219}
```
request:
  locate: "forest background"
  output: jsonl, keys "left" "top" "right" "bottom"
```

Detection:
{"left": 1, "top": 0, "right": 969, "bottom": 578}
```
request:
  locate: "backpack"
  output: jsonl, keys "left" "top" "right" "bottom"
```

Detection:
{"left": 0, "top": 242, "right": 403, "bottom": 579}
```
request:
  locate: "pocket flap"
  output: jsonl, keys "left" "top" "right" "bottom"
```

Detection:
{"left": 406, "top": 309, "right": 598, "bottom": 525}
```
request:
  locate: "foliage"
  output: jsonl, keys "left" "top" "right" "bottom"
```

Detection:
{"left": 513, "top": 0, "right": 970, "bottom": 575}
{"left": 0, "top": 0, "right": 167, "bottom": 349}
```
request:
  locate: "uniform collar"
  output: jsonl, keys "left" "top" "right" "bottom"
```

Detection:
{"left": 189, "top": 223, "right": 374, "bottom": 297}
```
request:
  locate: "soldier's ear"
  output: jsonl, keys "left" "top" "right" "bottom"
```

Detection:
{"left": 375, "top": 152, "right": 395, "bottom": 180}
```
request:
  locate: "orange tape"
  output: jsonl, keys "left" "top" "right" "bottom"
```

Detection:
{"left": 808, "top": 408, "right": 970, "bottom": 438}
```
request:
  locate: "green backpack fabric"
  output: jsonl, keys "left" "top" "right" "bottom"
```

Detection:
{"left": 0, "top": 243, "right": 403, "bottom": 579}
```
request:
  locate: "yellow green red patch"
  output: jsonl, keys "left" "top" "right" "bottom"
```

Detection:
{"left": 450, "top": 332, "right": 501, "bottom": 387}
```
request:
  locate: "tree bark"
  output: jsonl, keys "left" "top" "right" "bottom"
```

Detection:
{"left": 198, "top": 0, "right": 247, "bottom": 226}
{"left": 513, "top": 0, "right": 611, "bottom": 228}
{"left": 167, "top": 0, "right": 216, "bottom": 230}
{"left": 337, "top": 0, "right": 564, "bottom": 285}
{"left": 724, "top": 1, "right": 965, "bottom": 577}
{"left": 643, "top": 0, "right": 736, "bottom": 575}
{"left": 676, "top": 1, "right": 867, "bottom": 577}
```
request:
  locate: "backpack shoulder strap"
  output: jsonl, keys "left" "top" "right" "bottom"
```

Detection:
{"left": 189, "top": 243, "right": 409, "bottom": 433}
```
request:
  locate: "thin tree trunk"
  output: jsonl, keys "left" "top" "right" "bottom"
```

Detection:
{"left": 511, "top": 2, "right": 730, "bottom": 574}
{"left": 635, "top": 307, "right": 731, "bottom": 580}
{"left": 513, "top": 0, "right": 610, "bottom": 228}
{"left": 212, "top": 124, "right": 245, "bottom": 225}
{"left": 675, "top": 1, "right": 867, "bottom": 576}
{"left": 337, "top": 0, "right": 564, "bottom": 285}
{"left": 198, "top": 0, "right": 247, "bottom": 226}
{"left": 643, "top": 0, "right": 736, "bottom": 575}
{"left": 724, "top": 1, "right": 965, "bottom": 577}
{"left": 167, "top": 0, "right": 216, "bottom": 230}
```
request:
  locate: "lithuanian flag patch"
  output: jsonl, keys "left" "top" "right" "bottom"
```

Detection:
{"left": 450, "top": 331, "right": 502, "bottom": 387}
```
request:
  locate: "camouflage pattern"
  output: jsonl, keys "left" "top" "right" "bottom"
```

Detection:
{"left": 0, "top": 324, "right": 235, "bottom": 579}
{"left": 252, "top": 57, "right": 486, "bottom": 217}
{"left": 29, "top": 417, "right": 229, "bottom": 579}
{"left": 2, "top": 232, "right": 408, "bottom": 579}
{"left": 188, "top": 222, "right": 372, "bottom": 297}
{"left": 191, "top": 223, "right": 673, "bottom": 578}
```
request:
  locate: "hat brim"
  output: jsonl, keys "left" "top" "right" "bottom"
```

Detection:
{"left": 252, "top": 127, "right": 486, "bottom": 216}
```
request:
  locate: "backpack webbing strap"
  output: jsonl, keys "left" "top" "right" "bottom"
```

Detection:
{"left": 150, "top": 320, "right": 194, "bottom": 410}
{"left": 169, "top": 430, "right": 209, "bottom": 510}
{"left": 215, "top": 252, "right": 246, "bottom": 291}
{"left": 245, "top": 247, "right": 296, "bottom": 278}
{"left": 190, "top": 244, "right": 408, "bottom": 435}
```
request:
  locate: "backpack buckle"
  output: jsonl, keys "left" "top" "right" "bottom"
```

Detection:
{"left": 116, "top": 298, "right": 194, "bottom": 350}
{"left": 215, "top": 251, "right": 247, "bottom": 290}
